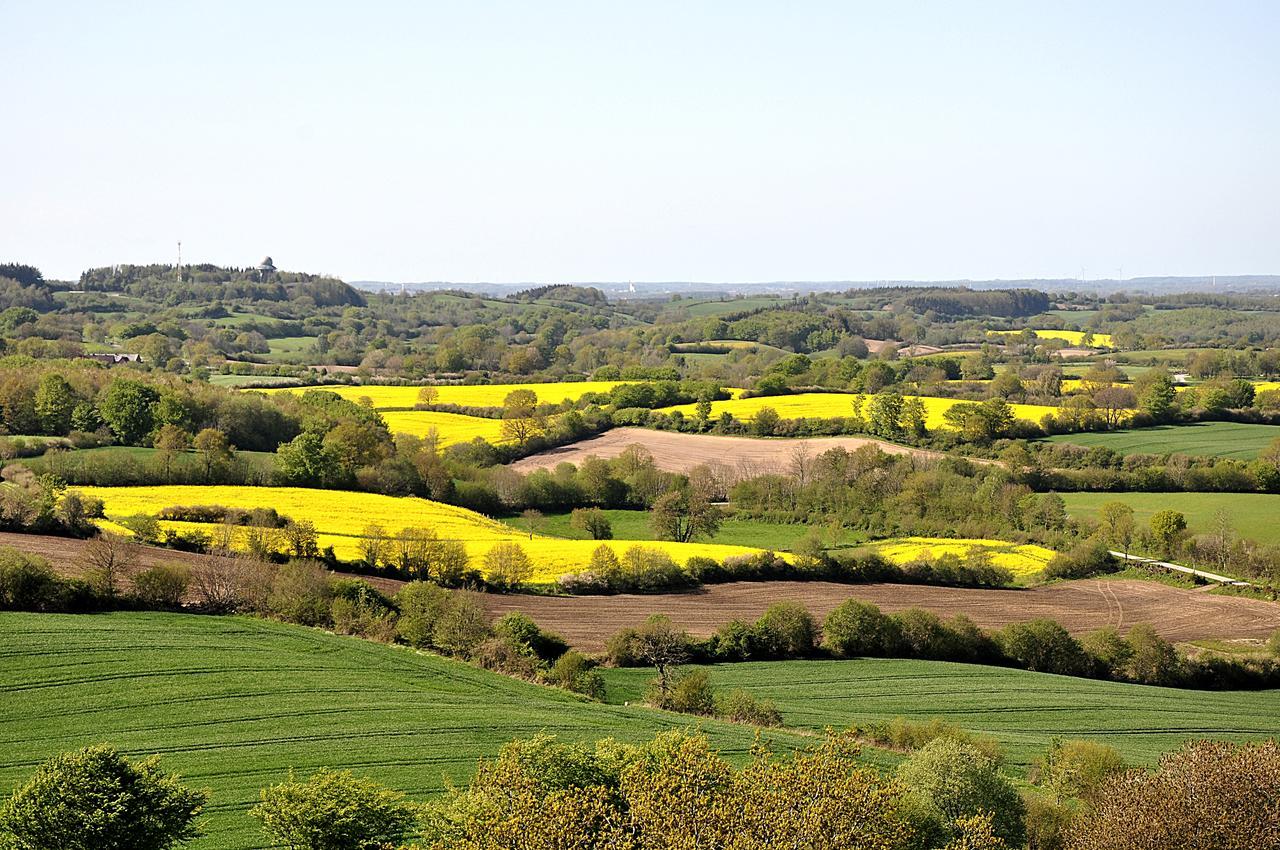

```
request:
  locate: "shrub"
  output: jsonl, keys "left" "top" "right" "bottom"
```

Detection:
{"left": 1066, "top": 740, "right": 1280, "bottom": 849}
{"left": 548, "top": 650, "right": 606, "bottom": 700}
{"left": 1030, "top": 738, "right": 1127, "bottom": 801}
{"left": 493, "top": 612, "right": 568, "bottom": 663}
{"left": 433, "top": 595, "right": 493, "bottom": 657}
{"left": 618, "top": 545, "right": 692, "bottom": 592}
{"left": 329, "top": 579, "right": 397, "bottom": 641}
{"left": 857, "top": 717, "right": 1003, "bottom": 763}
{"left": 131, "top": 563, "right": 190, "bottom": 610}
{"left": 266, "top": 560, "right": 334, "bottom": 627}
{"left": 897, "top": 737, "right": 1026, "bottom": 847}
{"left": 0, "top": 548, "right": 67, "bottom": 612}
{"left": 1079, "top": 627, "right": 1132, "bottom": 674}
{"left": 1120, "top": 623, "right": 1181, "bottom": 685}
{"left": 823, "top": 599, "right": 902, "bottom": 657}
{"left": 753, "top": 601, "right": 818, "bottom": 658}
{"left": 483, "top": 541, "right": 533, "bottom": 590}
{"left": 653, "top": 668, "right": 715, "bottom": 715}
{"left": 708, "top": 619, "right": 760, "bottom": 661}
{"left": 996, "top": 620, "right": 1089, "bottom": 677}
{"left": 0, "top": 745, "right": 207, "bottom": 850}
{"left": 1043, "top": 540, "right": 1115, "bottom": 580}
{"left": 892, "top": 608, "right": 961, "bottom": 660}
{"left": 569, "top": 507, "right": 613, "bottom": 540}
{"left": 1022, "top": 792, "right": 1076, "bottom": 850}
{"left": 250, "top": 768, "right": 416, "bottom": 850}
{"left": 473, "top": 636, "right": 543, "bottom": 679}
{"left": 1270, "top": 629, "right": 1280, "bottom": 658}
{"left": 715, "top": 688, "right": 783, "bottom": 726}
{"left": 394, "top": 581, "right": 453, "bottom": 648}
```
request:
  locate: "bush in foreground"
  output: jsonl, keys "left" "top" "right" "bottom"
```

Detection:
{"left": 0, "top": 745, "right": 207, "bottom": 850}
{"left": 1067, "top": 740, "right": 1280, "bottom": 850}
{"left": 250, "top": 768, "right": 417, "bottom": 850}
{"left": 420, "top": 730, "right": 917, "bottom": 850}
{"left": 897, "top": 738, "right": 1026, "bottom": 848}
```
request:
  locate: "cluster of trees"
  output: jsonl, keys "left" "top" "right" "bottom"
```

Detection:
{"left": 606, "top": 602, "right": 1280, "bottom": 692}
{"left": 7, "top": 733, "right": 1275, "bottom": 850}
{"left": 1086, "top": 500, "right": 1280, "bottom": 585}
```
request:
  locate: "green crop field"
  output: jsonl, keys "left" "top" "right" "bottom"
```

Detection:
{"left": 1059, "top": 491, "right": 1280, "bottom": 545}
{"left": 499, "top": 509, "right": 823, "bottom": 551}
{"left": 264, "top": 336, "right": 316, "bottom": 361}
{"left": 19, "top": 445, "right": 278, "bottom": 480}
{"left": 207, "top": 374, "right": 303, "bottom": 387}
{"left": 680, "top": 297, "right": 788, "bottom": 317}
{"left": 0, "top": 612, "right": 804, "bottom": 850}
{"left": 601, "top": 658, "right": 1280, "bottom": 769}
{"left": 1042, "top": 422, "right": 1280, "bottom": 459}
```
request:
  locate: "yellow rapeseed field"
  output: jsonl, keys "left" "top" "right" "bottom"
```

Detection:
{"left": 860, "top": 536, "right": 1056, "bottom": 579}
{"left": 987, "top": 329, "right": 1115, "bottom": 347}
{"left": 656, "top": 393, "right": 1061, "bottom": 431}
{"left": 378, "top": 410, "right": 511, "bottom": 448}
{"left": 257, "top": 381, "right": 629, "bottom": 410}
{"left": 79, "top": 485, "right": 773, "bottom": 583}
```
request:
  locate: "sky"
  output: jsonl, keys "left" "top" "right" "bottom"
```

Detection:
{"left": 3, "top": 1, "right": 1278, "bottom": 284}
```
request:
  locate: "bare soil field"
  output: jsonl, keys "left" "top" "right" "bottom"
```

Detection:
{"left": 6, "top": 532, "right": 1276, "bottom": 651}
{"left": 474, "top": 579, "right": 1280, "bottom": 651}
{"left": 510, "top": 427, "right": 945, "bottom": 476}
{"left": 0, "top": 532, "right": 407, "bottom": 597}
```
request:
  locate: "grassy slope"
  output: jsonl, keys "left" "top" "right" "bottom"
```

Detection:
{"left": 1042, "top": 421, "right": 1280, "bottom": 459}
{"left": 0, "top": 612, "right": 805, "bottom": 850}
{"left": 20, "top": 446, "right": 277, "bottom": 477}
{"left": 602, "top": 659, "right": 1280, "bottom": 769}
{"left": 1060, "top": 491, "right": 1280, "bottom": 545}
{"left": 207, "top": 374, "right": 302, "bottom": 387}
{"left": 499, "top": 509, "right": 820, "bottom": 551}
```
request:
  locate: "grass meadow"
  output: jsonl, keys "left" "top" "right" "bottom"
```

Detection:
{"left": 0, "top": 612, "right": 803, "bottom": 850}
{"left": 499, "top": 509, "right": 823, "bottom": 551}
{"left": 1060, "top": 491, "right": 1280, "bottom": 545}
{"left": 601, "top": 658, "right": 1280, "bottom": 769}
{"left": 1043, "top": 421, "right": 1280, "bottom": 459}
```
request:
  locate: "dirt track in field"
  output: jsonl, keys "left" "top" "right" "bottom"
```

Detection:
{"left": 509, "top": 427, "right": 947, "bottom": 476}
{"left": 473, "top": 579, "right": 1280, "bottom": 651}
{"left": 6, "top": 532, "right": 1276, "bottom": 651}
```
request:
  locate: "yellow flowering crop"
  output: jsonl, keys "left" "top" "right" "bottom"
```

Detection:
{"left": 79, "top": 485, "right": 773, "bottom": 584}
{"left": 859, "top": 536, "right": 1056, "bottom": 578}
{"left": 256, "top": 381, "right": 629, "bottom": 410}
{"left": 987, "top": 329, "right": 1114, "bottom": 347}
{"left": 656, "top": 392, "right": 1061, "bottom": 431}
{"left": 378, "top": 410, "right": 511, "bottom": 448}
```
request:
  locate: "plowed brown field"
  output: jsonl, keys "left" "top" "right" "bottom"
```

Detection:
{"left": 473, "top": 579, "right": 1280, "bottom": 651}
{"left": 6, "top": 532, "right": 1275, "bottom": 651}
{"left": 509, "top": 427, "right": 945, "bottom": 476}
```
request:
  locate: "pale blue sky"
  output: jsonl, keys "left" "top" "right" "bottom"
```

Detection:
{"left": 3, "top": 1, "right": 1278, "bottom": 283}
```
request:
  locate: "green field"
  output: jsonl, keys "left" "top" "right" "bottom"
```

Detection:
{"left": 0, "top": 613, "right": 803, "bottom": 850}
{"left": 20, "top": 445, "right": 278, "bottom": 480}
{"left": 264, "top": 336, "right": 316, "bottom": 361}
{"left": 1060, "top": 491, "right": 1280, "bottom": 545}
{"left": 602, "top": 658, "right": 1280, "bottom": 769}
{"left": 498, "top": 509, "right": 824, "bottom": 551}
{"left": 207, "top": 374, "right": 303, "bottom": 387}
{"left": 679, "top": 297, "right": 789, "bottom": 317}
{"left": 1043, "top": 422, "right": 1280, "bottom": 459}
